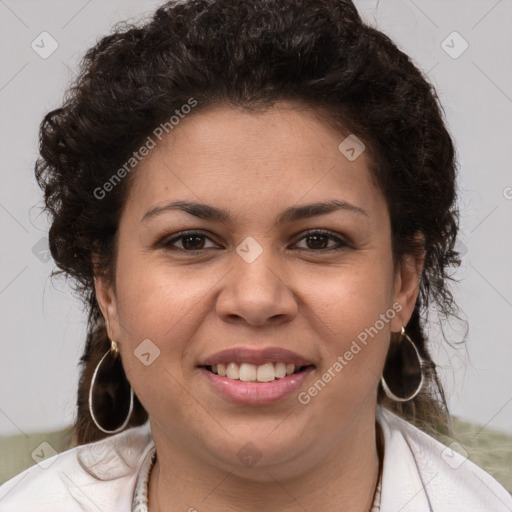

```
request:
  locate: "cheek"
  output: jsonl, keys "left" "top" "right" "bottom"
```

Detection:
{"left": 308, "top": 254, "right": 394, "bottom": 333}
{"left": 302, "top": 258, "right": 395, "bottom": 401}
{"left": 112, "top": 252, "right": 226, "bottom": 402}
{"left": 113, "top": 256, "right": 211, "bottom": 422}
{"left": 113, "top": 250, "right": 209, "bottom": 344}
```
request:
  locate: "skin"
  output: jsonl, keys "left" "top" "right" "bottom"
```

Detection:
{"left": 95, "top": 101, "right": 423, "bottom": 512}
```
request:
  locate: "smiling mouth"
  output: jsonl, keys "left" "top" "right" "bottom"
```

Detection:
{"left": 201, "top": 362, "right": 314, "bottom": 383}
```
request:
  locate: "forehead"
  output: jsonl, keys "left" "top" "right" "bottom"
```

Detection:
{"left": 122, "top": 102, "right": 387, "bottom": 225}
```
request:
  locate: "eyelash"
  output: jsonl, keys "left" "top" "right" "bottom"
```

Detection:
{"left": 158, "top": 229, "right": 349, "bottom": 254}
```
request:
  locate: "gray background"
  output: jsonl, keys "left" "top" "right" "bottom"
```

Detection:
{"left": 0, "top": 0, "right": 511, "bottom": 436}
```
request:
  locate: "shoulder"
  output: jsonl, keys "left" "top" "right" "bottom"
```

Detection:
{"left": 0, "top": 421, "right": 154, "bottom": 512}
{"left": 376, "top": 406, "right": 512, "bottom": 512}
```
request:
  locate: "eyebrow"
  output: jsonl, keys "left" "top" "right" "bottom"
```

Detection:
{"left": 141, "top": 199, "right": 368, "bottom": 225}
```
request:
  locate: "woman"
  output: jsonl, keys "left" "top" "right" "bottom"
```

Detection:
{"left": 1, "top": 0, "right": 510, "bottom": 510}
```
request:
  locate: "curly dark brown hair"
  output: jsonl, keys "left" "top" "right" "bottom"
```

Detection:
{"left": 35, "top": 0, "right": 461, "bottom": 447}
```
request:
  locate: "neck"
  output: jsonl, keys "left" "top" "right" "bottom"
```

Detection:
{"left": 148, "top": 410, "right": 382, "bottom": 512}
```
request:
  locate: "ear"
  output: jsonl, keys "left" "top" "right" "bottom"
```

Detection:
{"left": 391, "top": 232, "right": 425, "bottom": 332}
{"left": 92, "top": 255, "right": 121, "bottom": 341}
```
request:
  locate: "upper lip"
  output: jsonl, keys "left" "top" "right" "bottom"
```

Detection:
{"left": 199, "top": 347, "right": 315, "bottom": 367}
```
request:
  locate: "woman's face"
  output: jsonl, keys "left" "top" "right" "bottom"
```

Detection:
{"left": 96, "top": 102, "right": 420, "bottom": 479}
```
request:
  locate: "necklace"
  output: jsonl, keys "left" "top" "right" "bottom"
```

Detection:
{"left": 133, "top": 423, "right": 384, "bottom": 512}
{"left": 370, "top": 421, "right": 384, "bottom": 511}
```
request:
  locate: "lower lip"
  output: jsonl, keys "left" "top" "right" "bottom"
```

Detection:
{"left": 200, "top": 366, "right": 315, "bottom": 405}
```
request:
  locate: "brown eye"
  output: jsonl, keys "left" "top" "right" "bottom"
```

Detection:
{"left": 181, "top": 234, "right": 206, "bottom": 251}
{"left": 304, "top": 234, "right": 329, "bottom": 250}
{"left": 294, "top": 230, "right": 348, "bottom": 252}
{"left": 160, "top": 231, "right": 219, "bottom": 252}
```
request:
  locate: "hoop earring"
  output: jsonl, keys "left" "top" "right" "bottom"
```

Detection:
{"left": 88, "top": 340, "right": 134, "bottom": 434}
{"left": 380, "top": 327, "right": 424, "bottom": 402}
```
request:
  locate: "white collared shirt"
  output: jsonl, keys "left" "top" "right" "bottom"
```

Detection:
{"left": 1, "top": 406, "right": 510, "bottom": 511}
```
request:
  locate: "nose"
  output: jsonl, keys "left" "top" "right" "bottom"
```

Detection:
{"left": 215, "top": 246, "right": 298, "bottom": 327}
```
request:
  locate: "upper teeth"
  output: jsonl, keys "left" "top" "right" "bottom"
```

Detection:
{"left": 211, "top": 362, "right": 298, "bottom": 382}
